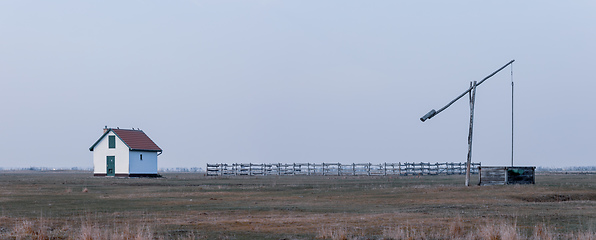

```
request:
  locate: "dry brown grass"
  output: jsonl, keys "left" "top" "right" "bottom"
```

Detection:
{"left": 380, "top": 219, "right": 595, "bottom": 240}
{"left": 0, "top": 172, "right": 594, "bottom": 239}
{"left": 2, "top": 218, "right": 158, "bottom": 240}
{"left": 0, "top": 212, "right": 594, "bottom": 239}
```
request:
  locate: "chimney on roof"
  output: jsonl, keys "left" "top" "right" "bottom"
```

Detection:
{"left": 103, "top": 126, "right": 109, "bottom": 133}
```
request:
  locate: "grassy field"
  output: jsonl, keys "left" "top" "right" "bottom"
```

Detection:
{"left": 0, "top": 171, "right": 594, "bottom": 239}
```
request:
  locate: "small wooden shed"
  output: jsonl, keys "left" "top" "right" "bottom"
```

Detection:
{"left": 478, "top": 166, "right": 535, "bottom": 186}
{"left": 89, "top": 127, "right": 162, "bottom": 177}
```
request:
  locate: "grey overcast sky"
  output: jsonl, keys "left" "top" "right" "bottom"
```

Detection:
{"left": 1, "top": 1, "right": 594, "bottom": 169}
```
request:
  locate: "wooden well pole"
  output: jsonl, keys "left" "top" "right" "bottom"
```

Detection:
{"left": 465, "top": 81, "right": 477, "bottom": 187}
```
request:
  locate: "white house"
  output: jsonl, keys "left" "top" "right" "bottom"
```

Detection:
{"left": 89, "top": 127, "right": 162, "bottom": 177}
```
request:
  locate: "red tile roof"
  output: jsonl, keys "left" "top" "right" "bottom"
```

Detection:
{"left": 90, "top": 128, "right": 162, "bottom": 152}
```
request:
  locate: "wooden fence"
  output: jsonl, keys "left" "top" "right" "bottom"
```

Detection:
{"left": 206, "top": 162, "right": 480, "bottom": 176}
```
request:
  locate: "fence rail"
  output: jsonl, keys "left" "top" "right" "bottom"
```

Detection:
{"left": 206, "top": 162, "right": 480, "bottom": 176}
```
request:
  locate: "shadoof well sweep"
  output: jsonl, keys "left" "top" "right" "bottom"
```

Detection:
{"left": 419, "top": 60, "right": 535, "bottom": 186}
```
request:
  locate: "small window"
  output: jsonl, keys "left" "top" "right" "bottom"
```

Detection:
{"left": 108, "top": 136, "right": 115, "bottom": 149}
{"left": 140, "top": 154, "right": 143, "bottom": 160}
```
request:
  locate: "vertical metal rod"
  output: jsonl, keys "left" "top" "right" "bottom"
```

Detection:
{"left": 511, "top": 63, "right": 514, "bottom": 167}
{"left": 465, "top": 81, "right": 477, "bottom": 186}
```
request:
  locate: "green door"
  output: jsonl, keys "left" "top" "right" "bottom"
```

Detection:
{"left": 106, "top": 156, "right": 115, "bottom": 176}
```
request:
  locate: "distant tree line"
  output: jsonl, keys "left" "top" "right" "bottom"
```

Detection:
{"left": 1, "top": 166, "right": 594, "bottom": 173}
{"left": 0, "top": 167, "right": 93, "bottom": 171}
{"left": 536, "top": 166, "right": 596, "bottom": 172}
{"left": 0, "top": 167, "right": 205, "bottom": 172}
{"left": 159, "top": 167, "right": 204, "bottom": 172}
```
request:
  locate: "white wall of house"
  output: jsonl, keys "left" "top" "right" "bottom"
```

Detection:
{"left": 92, "top": 131, "right": 130, "bottom": 174}
{"left": 129, "top": 151, "right": 158, "bottom": 174}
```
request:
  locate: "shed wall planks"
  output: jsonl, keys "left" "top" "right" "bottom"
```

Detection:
{"left": 479, "top": 166, "right": 535, "bottom": 185}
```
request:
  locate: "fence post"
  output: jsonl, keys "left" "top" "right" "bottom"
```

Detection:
{"left": 401, "top": 162, "right": 404, "bottom": 175}
{"left": 460, "top": 162, "right": 464, "bottom": 175}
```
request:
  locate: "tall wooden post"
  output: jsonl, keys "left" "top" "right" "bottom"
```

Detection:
{"left": 511, "top": 66, "right": 514, "bottom": 167}
{"left": 465, "top": 81, "right": 477, "bottom": 186}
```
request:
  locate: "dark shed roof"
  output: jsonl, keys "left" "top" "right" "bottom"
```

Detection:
{"left": 89, "top": 128, "right": 162, "bottom": 152}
